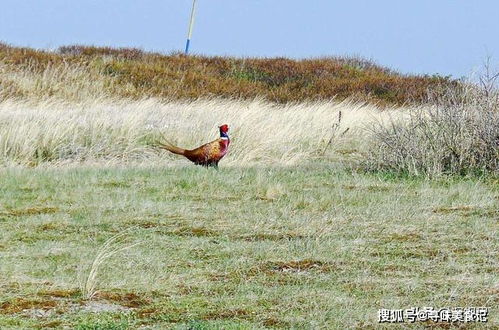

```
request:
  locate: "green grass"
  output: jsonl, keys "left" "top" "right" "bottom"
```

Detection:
{"left": 0, "top": 164, "right": 497, "bottom": 328}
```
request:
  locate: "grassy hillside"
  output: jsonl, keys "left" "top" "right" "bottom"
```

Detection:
{"left": 0, "top": 43, "right": 455, "bottom": 106}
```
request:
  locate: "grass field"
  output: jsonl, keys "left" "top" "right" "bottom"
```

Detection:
{"left": 0, "top": 45, "right": 497, "bottom": 329}
{"left": 0, "top": 164, "right": 497, "bottom": 328}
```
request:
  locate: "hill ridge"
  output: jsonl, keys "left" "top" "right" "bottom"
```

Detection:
{"left": 0, "top": 43, "right": 455, "bottom": 105}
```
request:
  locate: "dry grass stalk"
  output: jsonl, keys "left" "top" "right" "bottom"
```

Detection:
{"left": 80, "top": 229, "right": 142, "bottom": 300}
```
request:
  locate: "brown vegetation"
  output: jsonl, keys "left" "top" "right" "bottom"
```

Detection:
{"left": 0, "top": 43, "right": 455, "bottom": 106}
{"left": 0, "top": 298, "right": 58, "bottom": 314}
{"left": 93, "top": 291, "right": 151, "bottom": 308}
{"left": 0, "top": 206, "right": 59, "bottom": 217}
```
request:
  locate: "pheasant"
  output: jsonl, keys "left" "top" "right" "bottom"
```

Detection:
{"left": 158, "top": 124, "right": 230, "bottom": 168}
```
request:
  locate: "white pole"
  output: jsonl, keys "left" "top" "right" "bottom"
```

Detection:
{"left": 185, "top": 0, "right": 197, "bottom": 55}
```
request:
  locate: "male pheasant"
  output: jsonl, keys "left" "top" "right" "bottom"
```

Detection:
{"left": 158, "top": 124, "right": 230, "bottom": 168}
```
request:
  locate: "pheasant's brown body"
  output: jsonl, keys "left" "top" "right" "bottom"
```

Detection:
{"left": 158, "top": 125, "right": 230, "bottom": 168}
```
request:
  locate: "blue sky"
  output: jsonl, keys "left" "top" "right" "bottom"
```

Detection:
{"left": 1, "top": 0, "right": 497, "bottom": 77}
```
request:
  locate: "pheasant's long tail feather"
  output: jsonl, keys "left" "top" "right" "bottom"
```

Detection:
{"left": 157, "top": 140, "right": 186, "bottom": 156}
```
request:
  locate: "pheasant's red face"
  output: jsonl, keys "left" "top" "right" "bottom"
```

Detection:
{"left": 219, "top": 124, "right": 229, "bottom": 133}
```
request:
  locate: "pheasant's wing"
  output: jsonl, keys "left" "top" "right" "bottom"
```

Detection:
{"left": 205, "top": 140, "right": 224, "bottom": 160}
{"left": 183, "top": 140, "right": 215, "bottom": 163}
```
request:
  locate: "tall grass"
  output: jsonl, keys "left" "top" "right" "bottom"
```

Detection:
{"left": 0, "top": 97, "right": 398, "bottom": 167}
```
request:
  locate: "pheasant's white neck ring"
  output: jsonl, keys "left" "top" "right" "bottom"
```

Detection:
{"left": 221, "top": 136, "right": 229, "bottom": 140}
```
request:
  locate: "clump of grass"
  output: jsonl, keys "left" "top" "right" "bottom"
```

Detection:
{"left": 364, "top": 67, "right": 499, "bottom": 177}
{"left": 79, "top": 230, "right": 141, "bottom": 300}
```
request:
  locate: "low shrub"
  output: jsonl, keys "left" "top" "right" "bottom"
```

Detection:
{"left": 364, "top": 68, "right": 499, "bottom": 177}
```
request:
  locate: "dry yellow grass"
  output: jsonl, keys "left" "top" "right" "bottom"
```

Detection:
{"left": 0, "top": 97, "right": 407, "bottom": 167}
